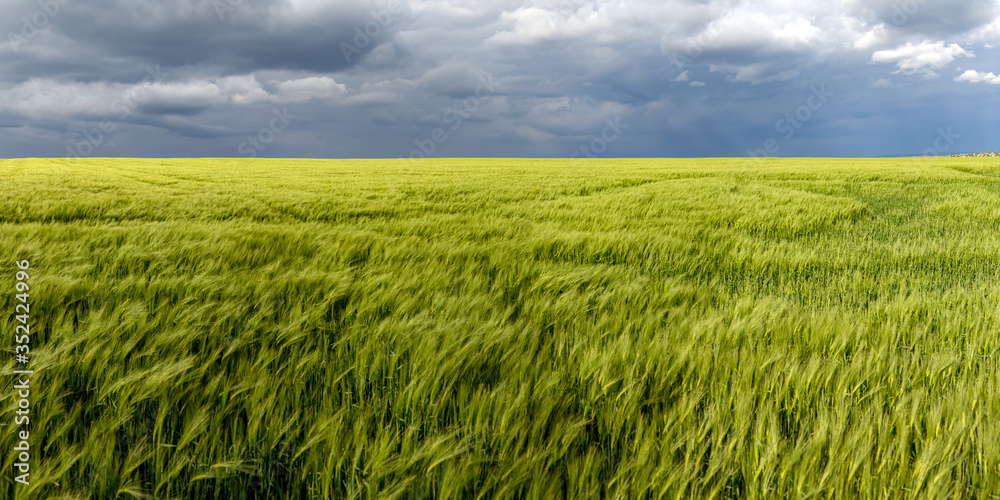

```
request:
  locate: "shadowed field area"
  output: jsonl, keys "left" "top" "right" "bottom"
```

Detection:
{"left": 2, "top": 157, "right": 999, "bottom": 499}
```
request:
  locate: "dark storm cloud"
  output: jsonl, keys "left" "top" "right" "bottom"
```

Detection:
{"left": 2, "top": 0, "right": 407, "bottom": 77}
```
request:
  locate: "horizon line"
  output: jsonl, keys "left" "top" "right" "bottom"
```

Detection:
{"left": 3, "top": 154, "right": 996, "bottom": 161}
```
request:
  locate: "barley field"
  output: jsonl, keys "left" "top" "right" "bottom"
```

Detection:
{"left": 2, "top": 157, "right": 999, "bottom": 499}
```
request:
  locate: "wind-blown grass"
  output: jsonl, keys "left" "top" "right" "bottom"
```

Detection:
{"left": 1, "top": 157, "right": 999, "bottom": 499}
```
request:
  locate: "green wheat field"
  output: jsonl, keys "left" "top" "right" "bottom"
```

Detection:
{"left": 2, "top": 157, "right": 1000, "bottom": 499}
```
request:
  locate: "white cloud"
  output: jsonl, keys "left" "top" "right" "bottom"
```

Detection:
{"left": 0, "top": 74, "right": 348, "bottom": 119}
{"left": 275, "top": 76, "right": 347, "bottom": 102}
{"left": 0, "top": 80, "right": 121, "bottom": 119}
{"left": 673, "top": 70, "right": 690, "bottom": 82}
{"left": 690, "top": 81, "right": 706, "bottom": 87}
{"left": 708, "top": 63, "right": 800, "bottom": 85}
{"left": 871, "top": 41, "right": 973, "bottom": 78}
{"left": 661, "top": 7, "right": 825, "bottom": 58}
{"left": 219, "top": 75, "right": 273, "bottom": 105}
{"left": 869, "top": 78, "right": 894, "bottom": 88}
{"left": 141, "top": 81, "right": 223, "bottom": 107}
{"left": 955, "top": 69, "right": 1000, "bottom": 83}
{"left": 854, "top": 24, "right": 889, "bottom": 50}
{"left": 487, "top": 5, "right": 611, "bottom": 45}
{"left": 220, "top": 75, "right": 346, "bottom": 105}
{"left": 492, "top": 7, "right": 561, "bottom": 44}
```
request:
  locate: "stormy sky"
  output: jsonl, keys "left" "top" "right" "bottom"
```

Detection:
{"left": 2, "top": 0, "right": 1000, "bottom": 159}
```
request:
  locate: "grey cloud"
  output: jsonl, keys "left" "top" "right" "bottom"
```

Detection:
{"left": 2, "top": 0, "right": 1000, "bottom": 159}
{"left": 128, "top": 114, "right": 234, "bottom": 138}
{"left": 846, "top": 0, "right": 998, "bottom": 39}
{"left": 2, "top": 0, "right": 410, "bottom": 79}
